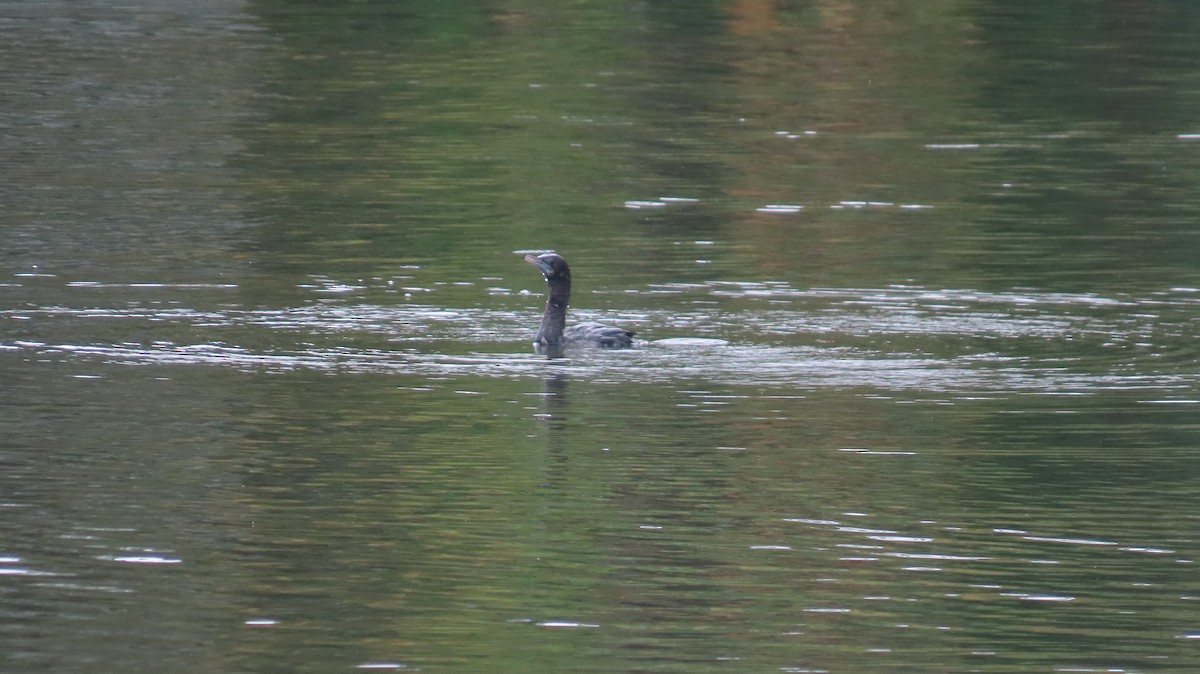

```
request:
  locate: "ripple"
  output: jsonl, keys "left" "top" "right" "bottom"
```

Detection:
{"left": 4, "top": 286, "right": 1197, "bottom": 394}
{"left": 1001, "top": 593, "right": 1075, "bottom": 602}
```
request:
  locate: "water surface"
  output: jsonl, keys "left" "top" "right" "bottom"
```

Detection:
{"left": 3, "top": 1, "right": 1200, "bottom": 673}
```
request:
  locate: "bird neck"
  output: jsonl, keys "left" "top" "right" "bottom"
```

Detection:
{"left": 536, "top": 281, "right": 571, "bottom": 346}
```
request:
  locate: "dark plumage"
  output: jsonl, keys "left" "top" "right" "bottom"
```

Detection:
{"left": 524, "top": 252, "right": 635, "bottom": 351}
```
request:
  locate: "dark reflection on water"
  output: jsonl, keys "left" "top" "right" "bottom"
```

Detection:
{"left": 4, "top": 0, "right": 1200, "bottom": 673}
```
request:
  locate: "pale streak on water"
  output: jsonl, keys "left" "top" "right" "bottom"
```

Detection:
{"left": 4, "top": 279, "right": 1197, "bottom": 397}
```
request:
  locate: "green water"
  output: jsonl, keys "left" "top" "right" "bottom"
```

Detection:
{"left": 2, "top": 1, "right": 1200, "bottom": 672}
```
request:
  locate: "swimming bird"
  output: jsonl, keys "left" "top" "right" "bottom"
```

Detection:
{"left": 524, "top": 252, "right": 635, "bottom": 351}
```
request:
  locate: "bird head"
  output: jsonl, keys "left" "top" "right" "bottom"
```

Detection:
{"left": 524, "top": 252, "right": 571, "bottom": 283}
